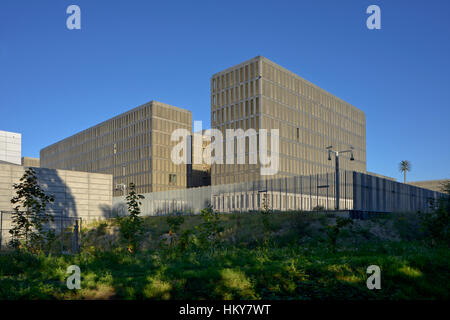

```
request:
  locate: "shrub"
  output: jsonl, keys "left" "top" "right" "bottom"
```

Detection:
{"left": 117, "top": 183, "right": 145, "bottom": 253}
{"left": 325, "top": 217, "right": 353, "bottom": 253}
{"left": 196, "top": 205, "right": 223, "bottom": 250}
{"left": 166, "top": 215, "right": 185, "bottom": 234}
{"left": 420, "top": 197, "right": 450, "bottom": 246}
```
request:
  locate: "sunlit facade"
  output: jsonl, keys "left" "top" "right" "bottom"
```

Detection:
{"left": 40, "top": 101, "right": 192, "bottom": 196}
{"left": 210, "top": 56, "right": 366, "bottom": 185}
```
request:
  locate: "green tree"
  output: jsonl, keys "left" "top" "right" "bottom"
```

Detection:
{"left": 9, "top": 168, "right": 55, "bottom": 252}
{"left": 399, "top": 160, "right": 411, "bottom": 183}
{"left": 118, "top": 182, "right": 145, "bottom": 253}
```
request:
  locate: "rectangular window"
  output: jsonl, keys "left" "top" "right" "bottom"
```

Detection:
{"left": 169, "top": 174, "right": 177, "bottom": 185}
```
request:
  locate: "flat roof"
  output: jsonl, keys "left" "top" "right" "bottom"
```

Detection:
{"left": 211, "top": 55, "right": 365, "bottom": 116}
{"left": 41, "top": 100, "right": 191, "bottom": 151}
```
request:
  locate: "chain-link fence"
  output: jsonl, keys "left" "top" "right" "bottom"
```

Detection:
{"left": 0, "top": 211, "right": 82, "bottom": 253}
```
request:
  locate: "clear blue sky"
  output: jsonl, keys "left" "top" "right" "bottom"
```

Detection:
{"left": 1, "top": 0, "right": 449, "bottom": 181}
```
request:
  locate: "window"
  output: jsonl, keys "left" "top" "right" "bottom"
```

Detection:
{"left": 169, "top": 174, "right": 177, "bottom": 185}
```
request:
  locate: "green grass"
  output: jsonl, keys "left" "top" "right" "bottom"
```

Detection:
{"left": 0, "top": 211, "right": 449, "bottom": 300}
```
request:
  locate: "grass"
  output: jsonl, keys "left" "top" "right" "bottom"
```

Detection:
{"left": 0, "top": 211, "right": 449, "bottom": 300}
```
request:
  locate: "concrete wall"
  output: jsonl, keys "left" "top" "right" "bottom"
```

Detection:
{"left": 408, "top": 179, "right": 449, "bottom": 193}
{"left": 352, "top": 172, "right": 443, "bottom": 213}
{"left": 0, "top": 162, "right": 112, "bottom": 220}
{"left": 21, "top": 157, "right": 40, "bottom": 167}
{"left": 0, "top": 130, "right": 21, "bottom": 165}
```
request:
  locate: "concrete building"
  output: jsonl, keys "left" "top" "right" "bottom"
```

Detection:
{"left": 21, "top": 157, "right": 40, "bottom": 167}
{"left": 0, "top": 162, "right": 112, "bottom": 219}
{"left": 210, "top": 56, "right": 366, "bottom": 185}
{"left": 0, "top": 130, "right": 21, "bottom": 165}
{"left": 40, "top": 101, "right": 192, "bottom": 196}
{"left": 188, "top": 130, "right": 211, "bottom": 187}
{"left": 408, "top": 179, "right": 449, "bottom": 193}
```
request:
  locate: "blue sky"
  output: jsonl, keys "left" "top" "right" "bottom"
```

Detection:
{"left": 0, "top": 0, "right": 449, "bottom": 182}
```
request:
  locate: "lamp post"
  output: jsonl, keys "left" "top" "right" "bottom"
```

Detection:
{"left": 326, "top": 146, "right": 355, "bottom": 211}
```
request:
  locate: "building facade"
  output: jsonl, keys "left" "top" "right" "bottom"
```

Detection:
{"left": 0, "top": 130, "right": 21, "bottom": 165}
{"left": 210, "top": 56, "right": 366, "bottom": 185}
{"left": 21, "top": 157, "right": 40, "bottom": 167}
{"left": 188, "top": 130, "right": 211, "bottom": 187}
{"left": 40, "top": 101, "right": 192, "bottom": 196}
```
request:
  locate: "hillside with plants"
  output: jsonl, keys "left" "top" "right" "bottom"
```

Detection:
{"left": 1, "top": 205, "right": 449, "bottom": 299}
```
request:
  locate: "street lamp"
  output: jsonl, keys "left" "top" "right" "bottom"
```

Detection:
{"left": 326, "top": 145, "right": 354, "bottom": 210}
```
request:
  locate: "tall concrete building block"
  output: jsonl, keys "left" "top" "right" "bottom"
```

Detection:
{"left": 210, "top": 56, "right": 366, "bottom": 185}
{"left": 0, "top": 130, "right": 21, "bottom": 165}
{"left": 40, "top": 101, "right": 192, "bottom": 196}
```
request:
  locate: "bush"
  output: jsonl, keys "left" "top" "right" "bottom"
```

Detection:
{"left": 420, "top": 197, "right": 450, "bottom": 246}
{"left": 166, "top": 215, "right": 185, "bottom": 234}
{"left": 196, "top": 206, "right": 223, "bottom": 250}
{"left": 325, "top": 217, "right": 353, "bottom": 253}
{"left": 117, "top": 183, "right": 145, "bottom": 253}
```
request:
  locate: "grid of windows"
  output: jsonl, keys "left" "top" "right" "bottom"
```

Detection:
{"left": 40, "top": 101, "right": 192, "bottom": 196}
{"left": 210, "top": 56, "right": 366, "bottom": 185}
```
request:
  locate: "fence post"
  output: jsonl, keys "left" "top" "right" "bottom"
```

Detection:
{"left": 60, "top": 215, "right": 64, "bottom": 253}
{"left": 73, "top": 219, "right": 79, "bottom": 254}
{"left": 285, "top": 177, "right": 288, "bottom": 211}
{"left": 0, "top": 211, "right": 2, "bottom": 250}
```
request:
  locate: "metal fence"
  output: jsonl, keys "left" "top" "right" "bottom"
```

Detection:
{"left": 0, "top": 211, "right": 82, "bottom": 253}
{"left": 113, "top": 171, "right": 445, "bottom": 216}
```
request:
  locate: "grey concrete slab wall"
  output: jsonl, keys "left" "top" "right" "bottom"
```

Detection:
{"left": 0, "top": 163, "right": 112, "bottom": 221}
{"left": 352, "top": 172, "right": 444, "bottom": 213}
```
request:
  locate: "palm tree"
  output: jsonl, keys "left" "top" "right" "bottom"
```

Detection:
{"left": 399, "top": 160, "right": 411, "bottom": 183}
